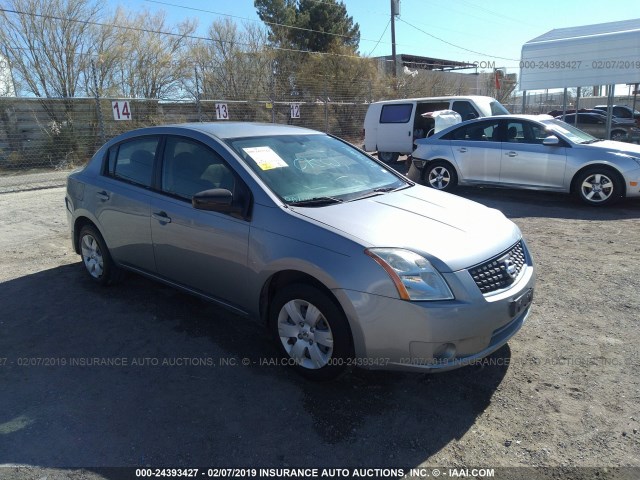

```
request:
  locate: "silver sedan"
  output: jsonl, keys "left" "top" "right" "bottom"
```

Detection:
{"left": 66, "top": 123, "right": 535, "bottom": 379}
{"left": 412, "top": 114, "right": 640, "bottom": 206}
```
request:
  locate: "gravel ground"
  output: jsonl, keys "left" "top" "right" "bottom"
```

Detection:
{"left": 0, "top": 182, "right": 639, "bottom": 480}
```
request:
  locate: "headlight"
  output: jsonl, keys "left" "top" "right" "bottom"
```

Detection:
{"left": 365, "top": 248, "right": 454, "bottom": 301}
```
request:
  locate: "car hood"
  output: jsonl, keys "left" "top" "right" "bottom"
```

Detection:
{"left": 291, "top": 186, "right": 521, "bottom": 272}
{"left": 579, "top": 140, "right": 640, "bottom": 156}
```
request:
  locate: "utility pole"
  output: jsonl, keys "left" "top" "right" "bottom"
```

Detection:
{"left": 390, "top": 0, "right": 400, "bottom": 77}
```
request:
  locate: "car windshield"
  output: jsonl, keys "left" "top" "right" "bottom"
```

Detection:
{"left": 226, "top": 134, "right": 407, "bottom": 205}
{"left": 543, "top": 119, "right": 598, "bottom": 144}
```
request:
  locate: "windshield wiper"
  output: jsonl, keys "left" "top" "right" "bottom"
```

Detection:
{"left": 581, "top": 139, "right": 602, "bottom": 144}
{"left": 348, "top": 184, "right": 409, "bottom": 201}
{"left": 288, "top": 196, "right": 343, "bottom": 207}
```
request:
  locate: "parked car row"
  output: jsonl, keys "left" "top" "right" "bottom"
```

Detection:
{"left": 363, "top": 95, "right": 509, "bottom": 163}
{"left": 64, "top": 98, "right": 637, "bottom": 381}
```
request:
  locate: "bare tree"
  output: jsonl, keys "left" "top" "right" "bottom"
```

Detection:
{"left": 192, "top": 19, "right": 273, "bottom": 103}
{"left": 390, "top": 69, "right": 470, "bottom": 99}
{"left": 110, "top": 9, "right": 196, "bottom": 99}
{"left": 83, "top": 7, "right": 128, "bottom": 97}
{"left": 0, "top": 0, "right": 102, "bottom": 102}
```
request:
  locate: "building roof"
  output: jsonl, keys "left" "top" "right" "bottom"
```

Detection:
{"left": 520, "top": 19, "right": 640, "bottom": 90}
{"left": 526, "top": 18, "right": 640, "bottom": 44}
{"left": 376, "top": 54, "right": 475, "bottom": 72}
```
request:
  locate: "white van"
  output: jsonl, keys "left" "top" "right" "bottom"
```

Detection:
{"left": 363, "top": 96, "right": 509, "bottom": 162}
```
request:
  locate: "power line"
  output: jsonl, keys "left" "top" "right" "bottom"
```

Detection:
{"left": 397, "top": 17, "right": 519, "bottom": 62}
{"left": 143, "top": 0, "right": 387, "bottom": 46}
{"left": 367, "top": 18, "right": 391, "bottom": 56}
{"left": 0, "top": 6, "right": 375, "bottom": 61}
{"left": 454, "top": 0, "right": 543, "bottom": 29}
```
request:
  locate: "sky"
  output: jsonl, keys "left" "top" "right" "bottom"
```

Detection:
{"left": 107, "top": 0, "right": 640, "bottom": 91}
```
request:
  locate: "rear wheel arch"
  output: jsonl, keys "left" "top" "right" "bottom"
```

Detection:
{"left": 73, "top": 216, "right": 101, "bottom": 254}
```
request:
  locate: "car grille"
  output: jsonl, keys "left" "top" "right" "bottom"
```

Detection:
{"left": 468, "top": 241, "right": 527, "bottom": 294}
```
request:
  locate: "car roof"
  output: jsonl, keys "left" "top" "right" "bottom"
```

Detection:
{"left": 370, "top": 95, "right": 498, "bottom": 105}
{"left": 430, "top": 114, "right": 555, "bottom": 138}
{"left": 562, "top": 112, "right": 599, "bottom": 116}
{"left": 469, "top": 114, "right": 554, "bottom": 122}
{"left": 152, "top": 122, "right": 323, "bottom": 140}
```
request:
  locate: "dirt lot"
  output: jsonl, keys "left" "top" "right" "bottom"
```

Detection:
{"left": 0, "top": 183, "right": 639, "bottom": 479}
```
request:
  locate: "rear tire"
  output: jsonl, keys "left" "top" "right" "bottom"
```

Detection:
{"left": 378, "top": 151, "right": 399, "bottom": 164}
{"left": 573, "top": 167, "right": 623, "bottom": 206}
{"left": 269, "top": 284, "right": 352, "bottom": 380}
{"left": 422, "top": 161, "right": 458, "bottom": 192}
{"left": 78, "top": 225, "right": 122, "bottom": 285}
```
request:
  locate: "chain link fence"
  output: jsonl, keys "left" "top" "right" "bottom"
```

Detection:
{"left": 0, "top": 78, "right": 378, "bottom": 192}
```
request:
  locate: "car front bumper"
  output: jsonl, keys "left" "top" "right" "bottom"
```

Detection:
{"left": 336, "top": 258, "right": 536, "bottom": 372}
{"left": 624, "top": 167, "right": 640, "bottom": 197}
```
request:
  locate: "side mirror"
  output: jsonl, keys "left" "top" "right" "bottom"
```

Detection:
{"left": 193, "top": 188, "right": 239, "bottom": 213}
{"left": 542, "top": 135, "right": 560, "bottom": 146}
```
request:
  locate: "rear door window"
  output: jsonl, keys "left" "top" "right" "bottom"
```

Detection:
{"left": 106, "top": 137, "right": 159, "bottom": 188}
{"left": 445, "top": 120, "right": 501, "bottom": 141}
{"left": 380, "top": 104, "right": 413, "bottom": 123}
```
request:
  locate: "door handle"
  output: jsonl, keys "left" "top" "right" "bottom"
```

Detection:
{"left": 96, "top": 191, "right": 110, "bottom": 201}
{"left": 458, "top": 147, "right": 468, "bottom": 153}
{"left": 152, "top": 212, "right": 172, "bottom": 223}
{"left": 507, "top": 151, "right": 518, "bottom": 157}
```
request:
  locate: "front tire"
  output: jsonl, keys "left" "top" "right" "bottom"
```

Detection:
{"left": 269, "top": 284, "right": 352, "bottom": 380}
{"left": 610, "top": 130, "right": 627, "bottom": 142}
{"left": 422, "top": 161, "right": 458, "bottom": 192}
{"left": 573, "top": 167, "right": 623, "bottom": 206}
{"left": 78, "top": 224, "right": 121, "bottom": 285}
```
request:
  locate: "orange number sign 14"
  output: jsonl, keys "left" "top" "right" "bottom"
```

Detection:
{"left": 112, "top": 101, "right": 132, "bottom": 121}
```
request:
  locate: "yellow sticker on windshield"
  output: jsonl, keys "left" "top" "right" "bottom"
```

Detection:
{"left": 242, "top": 146, "right": 288, "bottom": 171}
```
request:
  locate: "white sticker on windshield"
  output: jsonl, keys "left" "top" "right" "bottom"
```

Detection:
{"left": 242, "top": 146, "right": 288, "bottom": 171}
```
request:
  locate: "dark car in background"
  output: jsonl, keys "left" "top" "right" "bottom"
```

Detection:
{"left": 556, "top": 113, "right": 640, "bottom": 142}
{"left": 593, "top": 105, "right": 640, "bottom": 126}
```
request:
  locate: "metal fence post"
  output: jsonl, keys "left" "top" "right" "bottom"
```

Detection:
{"left": 91, "top": 59, "right": 106, "bottom": 143}
{"left": 194, "top": 65, "right": 203, "bottom": 122}
{"left": 271, "top": 60, "right": 276, "bottom": 124}
{"left": 324, "top": 75, "right": 329, "bottom": 133}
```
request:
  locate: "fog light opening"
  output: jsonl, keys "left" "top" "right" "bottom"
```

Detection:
{"left": 433, "top": 343, "right": 456, "bottom": 361}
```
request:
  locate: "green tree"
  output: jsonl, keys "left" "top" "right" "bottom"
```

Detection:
{"left": 254, "top": 0, "right": 360, "bottom": 53}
